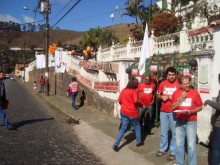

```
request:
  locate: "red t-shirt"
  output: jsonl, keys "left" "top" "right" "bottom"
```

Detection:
{"left": 158, "top": 79, "right": 180, "bottom": 112}
{"left": 118, "top": 88, "right": 139, "bottom": 118}
{"left": 172, "top": 88, "right": 203, "bottom": 121}
{"left": 39, "top": 78, "right": 45, "bottom": 84}
{"left": 137, "top": 82, "right": 156, "bottom": 106}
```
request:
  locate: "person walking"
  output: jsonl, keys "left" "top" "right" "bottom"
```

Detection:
{"left": 204, "top": 73, "right": 220, "bottom": 165}
{"left": 33, "top": 81, "right": 39, "bottom": 95}
{"left": 68, "top": 77, "right": 80, "bottom": 110}
{"left": 156, "top": 67, "right": 180, "bottom": 161}
{"left": 0, "top": 71, "right": 14, "bottom": 130}
{"left": 39, "top": 76, "right": 45, "bottom": 93}
{"left": 172, "top": 75, "right": 203, "bottom": 165}
{"left": 137, "top": 75, "right": 156, "bottom": 134}
{"left": 112, "top": 78, "right": 144, "bottom": 152}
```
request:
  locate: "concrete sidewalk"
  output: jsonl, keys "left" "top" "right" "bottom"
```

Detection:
{"left": 22, "top": 81, "right": 209, "bottom": 165}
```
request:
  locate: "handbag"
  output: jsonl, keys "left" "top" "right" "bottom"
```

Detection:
{"left": 1, "top": 100, "right": 9, "bottom": 109}
{"left": 65, "top": 92, "right": 69, "bottom": 98}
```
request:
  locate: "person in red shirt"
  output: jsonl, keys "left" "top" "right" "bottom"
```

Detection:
{"left": 172, "top": 75, "right": 203, "bottom": 165}
{"left": 39, "top": 76, "right": 46, "bottom": 93}
{"left": 156, "top": 67, "right": 180, "bottom": 161}
{"left": 112, "top": 78, "right": 144, "bottom": 152}
{"left": 137, "top": 75, "right": 156, "bottom": 134}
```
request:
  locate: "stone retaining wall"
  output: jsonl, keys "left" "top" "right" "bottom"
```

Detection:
{"left": 29, "top": 68, "right": 115, "bottom": 116}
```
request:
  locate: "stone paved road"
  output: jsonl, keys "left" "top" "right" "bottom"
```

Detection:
{"left": 0, "top": 79, "right": 104, "bottom": 165}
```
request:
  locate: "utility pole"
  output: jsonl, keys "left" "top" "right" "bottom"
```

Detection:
{"left": 40, "top": 0, "right": 50, "bottom": 96}
{"left": 45, "top": 0, "right": 49, "bottom": 96}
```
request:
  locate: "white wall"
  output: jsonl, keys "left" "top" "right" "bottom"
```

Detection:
{"left": 197, "top": 26, "right": 220, "bottom": 144}
{"left": 212, "top": 26, "right": 220, "bottom": 97}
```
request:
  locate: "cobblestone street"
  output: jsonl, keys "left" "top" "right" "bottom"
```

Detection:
{"left": 0, "top": 79, "right": 103, "bottom": 165}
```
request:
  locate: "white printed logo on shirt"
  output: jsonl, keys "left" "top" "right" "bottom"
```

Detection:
{"left": 144, "top": 88, "right": 153, "bottom": 94}
{"left": 163, "top": 87, "right": 177, "bottom": 96}
{"left": 180, "top": 98, "right": 192, "bottom": 107}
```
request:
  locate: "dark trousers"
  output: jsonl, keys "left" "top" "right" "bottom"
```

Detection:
{"left": 138, "top": 105, "right": 153, "bottom": 133}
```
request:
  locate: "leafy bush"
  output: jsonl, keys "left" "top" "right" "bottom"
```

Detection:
{"left": 150, "top": 12, "right": 178, "bottom": 36}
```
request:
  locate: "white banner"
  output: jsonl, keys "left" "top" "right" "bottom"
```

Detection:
{"left": 36, "top": 54, "right": 45, "bottom": 69}
{"left": 55, "top": 50, "right": 67, "bottom": 73}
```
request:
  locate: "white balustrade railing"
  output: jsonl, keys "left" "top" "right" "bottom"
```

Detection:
{"left": 189, "top": 32, "right": 214, "bottom": 51}
{"left": 67, "top": 55, "right": 99, "bottom": 83}
{"left": 98, "top": 47, "right": 111, "bottom": 61}
{"left": 153, "top": 32, "right": 180, "bottom": 54}
{"left": 98, "top": 38, "right": 143, "bottom": 62}
{"left": 112, "top": 44, "right": 127, "bottom": 60}
{"left": 96, "top": 28, "right": 214, "bottom": 62}
{"left": 129, "top": 40, "right": 142, "bottom": 58}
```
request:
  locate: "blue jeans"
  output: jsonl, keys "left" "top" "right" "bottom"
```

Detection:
{"left": 114, "top": 113, "right": 141, "bottom": 146}
{"left": 71, "top": 92, "right": 78, "bottom": 108}
{"left": 176, "top": 120, "right": 197, "bottom": 165}
{"left": 0, "top": 105, "right": 10, "bottom": 128}
{"left": 211, "top": 126, "right": 220, "bottom": 165}
{"left": 40, "top": 84, "right": 45, "bottom": 92}
{"left": 159, "top": 111, "right": 176, "bottom": 155}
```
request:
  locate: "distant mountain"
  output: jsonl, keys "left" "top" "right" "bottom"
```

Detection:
{"left": 0, "top": 24, "right": 132, "bottom": 50}
{"left": 0, "top": 30, "right": 84, "bottom": 49}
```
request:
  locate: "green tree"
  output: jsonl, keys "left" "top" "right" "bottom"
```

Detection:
{"left": 122, "top": 0, "right": 145, "bottom": 24}
{"left": 79, "top": 28, "right": 118, "bottom": 49}
{"left": 122, "top": 0, "right": 161, "bottom": 31}
{"left": 138, "top": 4, "right": 161, "bottom": 28}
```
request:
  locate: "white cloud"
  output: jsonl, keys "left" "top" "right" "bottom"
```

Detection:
{"left": 0, "top": 14, "right": 21, "bottom": 23}
{"left": 23, "top": 15, "right": 34, "bottom": 24}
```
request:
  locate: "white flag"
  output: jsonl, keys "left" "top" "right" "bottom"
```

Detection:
{"left": 138, "top": 23, "right": 150, "bottom": 75}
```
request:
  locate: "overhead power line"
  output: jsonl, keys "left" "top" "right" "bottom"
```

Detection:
{"left": 54, "top": 8, "right": 126, "bottom": 27}
{"left": 49, "top": 0, "right": 74, "bottom": 21}
{"left": 27, "top": 5, "right": 39, "bottom": 47}
{"left": 51, "top": 0, "right": 82, "bottom": 29}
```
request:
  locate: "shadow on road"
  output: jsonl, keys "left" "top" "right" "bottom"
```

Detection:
{"left": 13, "top": 117, "right": 54, "bottom": 129}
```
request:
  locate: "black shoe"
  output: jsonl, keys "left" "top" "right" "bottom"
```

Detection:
{"left": 156, "top": 151, "right": 167, "bottom": 157}
{"left": 136, "top": 142, "right": 145, "bottom": 147}
{"left": 6, "top": 125, "right": 15, "bottom": 130}
{"left": 112, "top": 145, "right": 119, "bottom": 152}
{"left": 167, "top": 154, "right": 175, "bottom": 161}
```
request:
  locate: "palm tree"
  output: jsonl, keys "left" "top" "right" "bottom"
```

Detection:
{"left": 139, "top": 4, "right": 161, "bottom": 28}
{"left": 122, "top": 0, "right": 161, "bottom": 30}
{"left": 122, "top": 0, "right": 145, "bottom": 25}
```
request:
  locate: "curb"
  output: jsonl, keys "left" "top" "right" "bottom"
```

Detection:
{"left": 43, "top": 96, "right": 81, "bottom": 124}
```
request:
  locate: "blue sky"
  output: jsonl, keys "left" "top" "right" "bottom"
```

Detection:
{"left": 0, "top": 0, "right": 152, "bottom": 32}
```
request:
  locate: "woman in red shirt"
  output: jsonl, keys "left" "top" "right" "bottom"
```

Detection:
{"left": 112, "top": 78, "right": 144, "bottom": 152}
